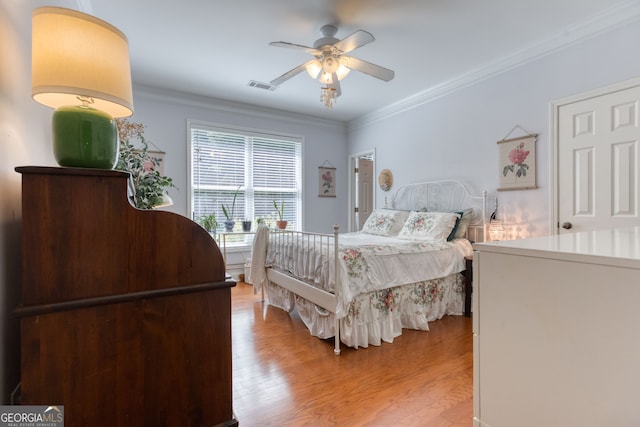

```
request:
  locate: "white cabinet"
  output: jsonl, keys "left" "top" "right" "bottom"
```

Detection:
{"left": 473, "top": 227, "right": 640, "bottom": 427}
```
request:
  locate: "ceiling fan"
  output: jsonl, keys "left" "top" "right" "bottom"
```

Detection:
{"left": 269, "top": 25, "right": 395, "bottom": 108}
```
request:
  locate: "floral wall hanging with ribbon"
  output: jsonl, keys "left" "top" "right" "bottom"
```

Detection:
{"left": 497, "top": 127, "right": 537, "bottom": 191}
{"left": 318, "top": 161, "right": 336, "bottom": 197}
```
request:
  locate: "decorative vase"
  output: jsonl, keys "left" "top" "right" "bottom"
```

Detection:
{"left": 276, "top": 220, "right": 287, "bottom": 230}
{"left": 242, "top": 220, "right": 252, "bottom": 232}
{"left": 52, "top": 105, "right": 119, "bottom": 169}
{"left": 224, "top": 220, "right": 235, "bottom": 232}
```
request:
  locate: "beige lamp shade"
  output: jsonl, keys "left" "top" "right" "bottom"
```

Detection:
{"left": 31, "top": 7, "right": 134, "bottom": 118}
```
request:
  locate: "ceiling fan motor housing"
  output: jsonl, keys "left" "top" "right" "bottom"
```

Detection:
{"left": 313, "top": 24, "right": 340, "bottom": 49}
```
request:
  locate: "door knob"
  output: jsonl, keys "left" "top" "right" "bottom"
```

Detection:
{"left": 561, "top": 222, "right": 572, "bottom": 229}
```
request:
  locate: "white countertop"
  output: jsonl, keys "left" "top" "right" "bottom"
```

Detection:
{"left": 474, "top": 226, "right": 640, "bottom": 269}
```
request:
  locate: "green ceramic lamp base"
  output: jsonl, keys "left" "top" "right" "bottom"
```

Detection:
{"left": 52, "top": 105, "right": 119, "bottom": 169}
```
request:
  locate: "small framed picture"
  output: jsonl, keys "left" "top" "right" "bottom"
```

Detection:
{"left": 498, "top": 134, "right": 537, "bottom": 191}
{"left": 318, "top": 166, "right": 336, "bottom": 197}
{"left": 133, "top": 149, "right": 166, "bottom": 175}
{"left": 146, "top": 150, "right": 166, "bottom": 175}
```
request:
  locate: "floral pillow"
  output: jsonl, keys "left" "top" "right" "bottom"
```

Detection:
{"left": 398, "top": 211, "right": 459, "bottom": 242}
{"left": 361, "top": 209, "right": 410, "bottom": 236}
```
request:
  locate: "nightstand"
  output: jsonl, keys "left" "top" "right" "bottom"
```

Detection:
{"left": 463, "top": 255, "right": 473, "bottom": 317}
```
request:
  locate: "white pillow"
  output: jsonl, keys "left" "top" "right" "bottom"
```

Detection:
{"left": 398, "top": 211, "right": 459, "bottom": 242}
{"left": 361, "top": 209, "right": 410, "bottom": 236}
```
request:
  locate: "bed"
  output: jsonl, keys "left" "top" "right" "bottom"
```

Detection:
{"left": 249, "top": 180, "right": 487, "bottom": 354}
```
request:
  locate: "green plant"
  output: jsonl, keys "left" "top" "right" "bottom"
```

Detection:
{"left": 221, "top": 186, "right": 240, "bottom": 220}
{"left": 273, "top": 200, "right": 285, "bottom": 221}
{"left": 115, "top": 118, "right": 175, "bottom": 209}
{"left": 198, "top": 214, "right": 218, "bottom": 232}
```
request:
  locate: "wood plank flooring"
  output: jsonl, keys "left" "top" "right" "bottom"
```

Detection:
{"left": 231, "top": 282, "right": 473, "bottom": 426}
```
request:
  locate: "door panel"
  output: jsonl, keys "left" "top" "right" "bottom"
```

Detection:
{"left": 558, "top": 86, "right": 640, "bottom": 232}
{"left": 612, "top": 141, "right": 636, "bottom": 216}
{"left": 573, "top": 147, "right": 594, "bottom": 216}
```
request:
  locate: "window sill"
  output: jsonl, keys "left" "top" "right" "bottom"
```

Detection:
{"left": 216, "top": 232, "right": 254, "bottom": 255}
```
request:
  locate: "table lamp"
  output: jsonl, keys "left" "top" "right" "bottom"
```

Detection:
{"left": 31, "top": 7, "right": 134, "bottom": 169}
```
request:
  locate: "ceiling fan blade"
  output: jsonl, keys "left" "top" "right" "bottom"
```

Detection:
{"left": 270, "top": 59, "right": 316, "bottom": 86}
{"left": 333, "top": 30, "right": 375, "bottom": 54}
{"left": 269, "top": 41, "right": 322, "bottom": 56}
{"left": 342, "top": 56, "right": 395, "bottom": 81}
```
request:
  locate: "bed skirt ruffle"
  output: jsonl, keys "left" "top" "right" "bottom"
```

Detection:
{"left": 263, "top": 272, "right": 465, "bottom": 349}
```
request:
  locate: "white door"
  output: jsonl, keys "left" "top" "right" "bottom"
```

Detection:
{"left": 558, "top": 84, "right": 640, "bottom": 233}
{"left": 357, "top": 159, "right": 374, "bottom": 229}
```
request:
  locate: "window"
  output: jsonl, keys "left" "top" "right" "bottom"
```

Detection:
{"left": 189, "top": 121, "right": 303, "bottom": 239}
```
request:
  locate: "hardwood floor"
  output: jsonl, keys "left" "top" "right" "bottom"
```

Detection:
{"left": 231, "top": 282, "right": 473, "bottom": 427}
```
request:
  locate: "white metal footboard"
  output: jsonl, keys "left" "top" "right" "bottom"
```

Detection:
{"left": 266, "top": 225, "right": 342, "bottom": 355}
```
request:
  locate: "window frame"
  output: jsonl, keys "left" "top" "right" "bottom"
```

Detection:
{"left": 187, "top": 119, "right": 304, "bottom": 246}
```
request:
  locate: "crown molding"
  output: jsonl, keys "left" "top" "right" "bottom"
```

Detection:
{"left": 133, "top": 84, "right": 346, "bottom": 131}
{"left": 348, "top": 0, "right": 640, "bottom": 131}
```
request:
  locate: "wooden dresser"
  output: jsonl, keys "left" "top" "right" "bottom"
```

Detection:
{"left": 15, "top": 166, "right": 237, "bottom": 427}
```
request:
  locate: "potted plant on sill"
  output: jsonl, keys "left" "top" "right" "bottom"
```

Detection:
{"left": 274, "top": 200, "right": 287, "bottom": 229}
{"left": 198, "top": 213, "right": 218, "bottom": 234}
{"left": 221, "top": 186, "right": 240, "bottom": 232}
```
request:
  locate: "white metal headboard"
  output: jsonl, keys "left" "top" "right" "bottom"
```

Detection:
{"left": 388, "top": 180, "right": 487, "bottom": 242}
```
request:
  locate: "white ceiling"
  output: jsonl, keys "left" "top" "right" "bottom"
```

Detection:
{"left": 72, "top": 0, "right": 640, "bottom": 122}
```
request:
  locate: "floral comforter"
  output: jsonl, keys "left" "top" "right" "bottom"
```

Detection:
{"left": 265, "top": 232, "right": 472, "bottom": 319}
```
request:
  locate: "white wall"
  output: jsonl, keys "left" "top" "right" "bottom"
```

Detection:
{"left": 0, "top": 0, "right": 58, "bottom": 403}
{"left": 348, "top": 19, "right": 640, "bottom": 240}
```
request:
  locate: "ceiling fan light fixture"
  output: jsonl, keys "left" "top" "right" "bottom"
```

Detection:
{"left": 305, "top": 60, "right": 322, "bottom": 79}
{"left": 322, "top": 55, "right": 339, "bottom": 74}
{"left": 309, "top": 61, "right": 348, "bottom": 84}
{"left": 336, "top": 64, "right": 350, "bottom": 80}
{"left": 318, "top": 72, "right": 333, "bottom": 85}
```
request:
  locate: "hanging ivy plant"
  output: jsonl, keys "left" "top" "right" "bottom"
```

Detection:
{"left": 115, "top": 118, "right": 175, "bottom": 209}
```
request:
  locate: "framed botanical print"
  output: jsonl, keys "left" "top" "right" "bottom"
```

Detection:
{"left": 146, "top": 150, "right": 166, "bottom": 174}
{"left": 318, "top": 166, "right": 336, "bottom": 197}
{"left": 498, "top": 134, "right": 537, "bottom": 191}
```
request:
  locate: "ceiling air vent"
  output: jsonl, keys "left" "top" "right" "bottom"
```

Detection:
{"left": 248, "top": 80, "right": 278, "bottom": 91}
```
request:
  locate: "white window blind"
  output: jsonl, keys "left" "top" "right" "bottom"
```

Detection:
{"left": 190, "top": 122, "right": 302, "bottom": 233}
